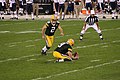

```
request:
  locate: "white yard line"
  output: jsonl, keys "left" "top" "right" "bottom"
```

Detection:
{"left": 25, "top": 45, "right": 35, "bottom": 47}
{"left": 90, "top": 59, "right": 101, "bottom": 62}
{"left": 32, "top": 59, "right": 120, "bottom": 80}
{"left": 27, "top": 59, "right": 36, "bottom": 61}
{"left": 0, "top": 40, "right": 120, "bottom": 63}
{"left": 0, "top": 54, "right": 40, "bottom": 63}
{"left": 8, "top": 45, "right": 16, "bottom": 47}
{"left": 2, "top": 27, "right": 120, "bottom": 47}
{"left": 0, "top": 31, "right": 10, "bottom": 33}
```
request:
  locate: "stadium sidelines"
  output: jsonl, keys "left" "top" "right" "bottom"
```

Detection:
{"left": 0, "top": 39, "right": 120, "bottom": 63}
{"left": 32, "top": 59, "right": 120, "bottom": 80}
{"left": 1, "top": 27, "right": 120, "bottom": 48}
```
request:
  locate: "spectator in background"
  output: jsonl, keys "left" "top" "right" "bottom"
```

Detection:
{"left": 109, "top": 0, "right": 118, "bottom": 19}
{"left": 53, "top": 0, "right": 59, "bottom": 17}
{"left": 92, "top": 0, "right": 97, "bottom": 10}
{"left": 23, "top": 0, "right": 26, "bottom": 14}
{"left": 58, "top": 0, "right": 65, "bottom": 20}
{"left": 64, "top": 0, "right": 69, "bottom": 18}
{"left": 68, "top": 0, "right": 74, "bottom": 18}
{"left": 26, "top": 0, "right": 34, "bottom": 20}
{"left": 74, "top": 0, "right": 84, "bottom": 19}
{"left": 0, "top": 0, "right": 6, "bottom": 19}
{"left": 18, "top": 0, "right": 24, "bottom": 15}
{"left": 85, "top": 0, "right": 93, "bottom": 14}
{"left": 9, "top": 0, "right": 18, "bottom": 19}
{"left": 97, "top": 0, "right": 106, "bottom": 18}
{"left": 117, "top": 0, "right": 120, "bottom": 14}
{"left": 33, "top": 0, "right": 39, "bottom": 18}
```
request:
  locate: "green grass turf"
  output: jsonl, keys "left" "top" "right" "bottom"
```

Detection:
{"left": 0, "top": 20, "right": 120, "bottom": 80}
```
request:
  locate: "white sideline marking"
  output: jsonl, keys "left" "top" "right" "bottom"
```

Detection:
{"left": 0, "top": 40, "right": 120, "bottom": 63}
{"left": 25, "top": 45, "right": 35, "bottom": 47}
{"left": 90, "top": 59, "right": 101, "bottom": 62}
{"left": 2, "top": 27, "right": 120, "bottom": 47}
{"left": 0, "top": 31, "right": 10, "bottom": 33}
{"left": 27, "top": 59, "right": 36, "bottom": 61}
{"left": 32, "top": 59, "right": 120, "bottom": 80}
{"left": 15, "top": 31, "right": 41, "bottom": 34}
{"left": 101, "top": 45, "right": 108, "bottom": 48}
{"left": 0, "top": 54, "right": 40, "bottom": 63}
{"left": 9, "top": 45, "right": 16, "bottom": 47}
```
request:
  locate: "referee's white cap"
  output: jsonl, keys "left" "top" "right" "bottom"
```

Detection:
{"left": 90, "top": 10, "right": 95, "bottom": 14}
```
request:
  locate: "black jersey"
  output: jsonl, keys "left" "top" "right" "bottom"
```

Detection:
{"left": 45, "top": 21, "right": 60, "bottom": 36}
{"left": 54, "top": 42, "right": 72, "bottom": 55}
{"left": 85, "top": 15, "right": 99, "bottom": 25}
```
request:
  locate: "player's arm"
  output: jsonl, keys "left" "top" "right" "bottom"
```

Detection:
{"left": 58, "top": 25, "right": 64, "bottom": 36}
{"left": 67, "top": 48, "right": 78, "bottom": 60}
{"left": 41, "top": 24, "right": 47, "bottom": 39}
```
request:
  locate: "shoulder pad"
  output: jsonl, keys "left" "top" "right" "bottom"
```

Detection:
{"left": 47, "top": 21, "right": 51, "bottom": 24}
{"left": 57, "top": 21, "right": 60, "bottom": 24}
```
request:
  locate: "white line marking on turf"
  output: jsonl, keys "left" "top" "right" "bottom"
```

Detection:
{"left": 25, "top": 45, "right": 35, "bottom": 47}
{"left": 90, "top": 59, "right": 101, "bottom": 62}
{"left": 15, "top": 31, "right": 41, "bottom": 34}
{"left": 9, "top": 45, "right": 16, "bottom": 47}
{"left": 2, "top": 27, "right": 120, "bottom": 47}
{"left": 32, "top": 59, "right": 120, "bottom": 80}
{"left": 101, "top": 45, "right": 108, "bottom": 48}
{"left": 0, "top": 31, "right": 10, "bottom": 33}
{"left": 0, "top": 40, "right": 120, "bottom": 63}
{"left": 27, "top": 59, "right": 36, "bottom": 61}
{"left": 0, "top": 54, "right": 40, "bottom": 63}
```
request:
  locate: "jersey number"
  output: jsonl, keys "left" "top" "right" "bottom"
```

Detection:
{"left": 50, "top": 27, "right": 55, "bottom": 33}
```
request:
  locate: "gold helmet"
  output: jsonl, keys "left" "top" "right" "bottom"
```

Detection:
{"left": 67, "top": 39, "right": 74, "bottom": 46}
{"left": 50, "top": 15, "right": 57, "bottom": 21}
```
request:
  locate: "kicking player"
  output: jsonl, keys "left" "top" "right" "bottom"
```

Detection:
{"left": 80, "top": 10, "right": 103, "bottom": 40}
{"left": 41, "top": 15, "right": 64, "bottom": 55}
{"left": 53, "top": 39, "right": 79, "bottom": 62}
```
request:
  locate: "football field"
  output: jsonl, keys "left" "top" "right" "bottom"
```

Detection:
{"left": 0, "top": 19, "right": 120, "bottom": 80}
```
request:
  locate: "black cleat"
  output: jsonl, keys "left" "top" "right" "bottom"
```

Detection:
{"left": 2, "top": 17, "right": 4, "bottom": 19}
{"left": 41, "top": 50, "right": 47, "bottom": 55}
{"left": 112, "top": 17, "right": 114, "bottom": 19}
{"left": 100, "top": 38, "right": 104, "bottom": 40}
{"left": 116, "top": 16, "right": 118, "bottom": 19}
{"left": 80, "top": 39, "right": 82, "bottom": 41}
{"left": 103, "top": 16, "right": 106, "bottom": 19}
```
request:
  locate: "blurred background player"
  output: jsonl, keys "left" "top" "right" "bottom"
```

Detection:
{"left": 33, "top": 0, "right": 39, "bottom": 18}
{"left": 74, "top": 0, "right": 84, "bottom": 19}
{"left": 58, "top": 0, "right": 65, "bottom": 20}
{"left": 80, "top": 10, "right": 103, "bottom": 40}
{"left": 64, "top": 0, "right": 69, "bottom": 19}
{"left": 97, "top": 0, "right": 106, "bottom": 18}
{"left": 109, "top": 0, "right": 118, "bottom": 19}
{"left": 53, "top": 39, "right": 79, "bottom": 62}
{"left": 68, "top": 0, "right": 74, "bottom": 18}
{"left": 41, "top": 15, "right": 64, "bottom": 55}
{"left": 0, "top": 0, "right": 6, "bottom": 19}
{"left": 9, "top": 0, "right": 18, "bottom": 19}
{"left": 53, "top": 0, "right": 59, "bottom": 17}
{"left": 85, "top": 0, "right": 93, "bottom": 14}
{"left": 26, "top": 0, "right": 34, "bottom": 20}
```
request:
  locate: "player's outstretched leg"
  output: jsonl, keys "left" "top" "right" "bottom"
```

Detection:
{"left": 80, "top": 33, "right": 84, "bottom": 41}
{"left": 41, "top": 45, "right": 50, "bottom": 55}
{"left": 99, "top": 33, "right": 103, "bottom": 40}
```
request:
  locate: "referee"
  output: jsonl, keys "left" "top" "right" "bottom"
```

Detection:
{"left": 79, "top": 10, "right": 103, "bottom": 40}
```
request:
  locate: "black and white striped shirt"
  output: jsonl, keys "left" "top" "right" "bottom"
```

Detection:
{"left": 85, "top": 15, "right": 99, "bottom": 25}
